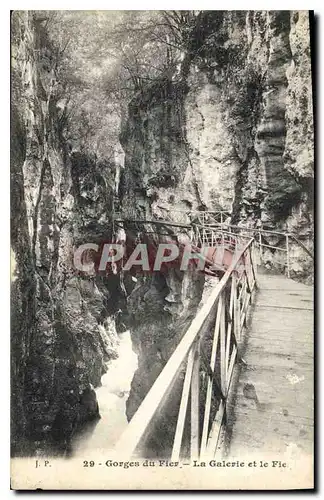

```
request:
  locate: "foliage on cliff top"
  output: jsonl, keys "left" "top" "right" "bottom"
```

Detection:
{"left": 29, "top": 10, "right": 203, "bottom": 162}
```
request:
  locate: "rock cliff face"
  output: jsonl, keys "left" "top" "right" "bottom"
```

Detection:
{"left": 120, "top": 11, "right": 313, "bottom": 453}
{"left": 11, "top": 11, "right": 313, "bottom": 458}
{"left": 122, "top": 11, "right": 313, "bottom": 226}
{"left": 11, "top": 12, "right": 123, "bottom": 456}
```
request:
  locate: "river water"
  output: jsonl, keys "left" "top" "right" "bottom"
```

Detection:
{"left": 72, "top": 331, "right": 138, "bottom": 455}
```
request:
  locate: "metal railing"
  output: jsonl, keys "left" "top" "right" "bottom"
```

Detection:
{"left": 114, "top": 210, "right": 230, "bottom": 226}
{"left": 113, "top": 211, "right": 313, "bottom": 278}
{"left": 114, "top": 237, "right": 257, "bottom": 460}
{"left": 190, "top": 225, "right": 252, "bottom": 249}
{"left": 204, "top": 223, "right": 313, "bottom": 279}
{"left": 172, "top": 210, "right": 231, "bottom": 226}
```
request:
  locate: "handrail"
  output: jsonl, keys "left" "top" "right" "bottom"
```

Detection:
{"left": 198, "top": 223, "right": 313, "bottom": 277}
{"left": 114, "top": 238, "right": 256, "bottom": 459}
{"left": 114, "top": 218, "right": 192, "bottom": 229}
{"left": 113, "top": 215, "right": 313, "bottom": 279}
{"left": 208, "top": 222, "right": 312, "bottom": 239}
{"left": 114, "top": 210, "right": 230, "bottom": 227}
{"left": 171, "top": 209, "right": 230, "bottom": 215}
{"left": 114, "top": 216, "right": 311, "bottom": 243}
{"left": 290, "top": 235, "right": 314, "bottom": 259}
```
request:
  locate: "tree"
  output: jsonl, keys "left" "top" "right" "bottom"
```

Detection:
{"left": 36, "top": 11, "right": 203, "bottom": 160}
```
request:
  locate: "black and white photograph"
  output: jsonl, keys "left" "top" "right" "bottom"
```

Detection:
{"left": 10, "top": 10, "right": 314, "bottom": 490}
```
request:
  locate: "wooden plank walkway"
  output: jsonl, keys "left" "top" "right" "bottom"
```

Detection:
{"left": 227, "top": 271, "right": 314, "bottom": 457}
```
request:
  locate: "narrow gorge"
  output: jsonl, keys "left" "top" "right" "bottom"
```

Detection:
{"left": 11, "top": 11, "right": 313, "bottom": 458}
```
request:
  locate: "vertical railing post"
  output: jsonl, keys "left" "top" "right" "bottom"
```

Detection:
{"left": 171, "top": 346, "right": 195, "bottom": 461}
{"left": 259, "top": 230, "right": 262, "bottom": 264}
{"left": 219, "top": 293, "right": 226, "bottom": 396}
{"left": 233, "top": 272, "right": 240, "bottom": 342}
{"left": 251, "top": 240, "right": 257, "bottom": 284}
{"left": 191, "top": 342, "right": 200, "bottom": 461}
{"left": 200, "top": 296, "right": 222, "bottom": 458}
{"left": 249, "top": 244, "right": 254, "bottom": 290}
{"left": 225, "top": 277, "right": 235, "bottom": 381}
{"left": 286, "top": 234, "right": 290, "bottom": 278}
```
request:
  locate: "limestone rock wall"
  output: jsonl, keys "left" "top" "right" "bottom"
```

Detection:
{"left": 120, "top": 10, "right": 314, "bottom": 454}
{"left": 11, "top": 12, "right": 121, "bottom": 456}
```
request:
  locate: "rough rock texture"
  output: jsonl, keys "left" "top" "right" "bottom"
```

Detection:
{"left": 11, "top": 12, "right": 122, "bottom": 456}
{"left": 121, "top": 12, "right": 313, "bottom": 226}
{"left": 120, "top": 11, "right": 314, "bottom": 454}
{"left": 11, "top": 10, "right": 314, "bottom": 458}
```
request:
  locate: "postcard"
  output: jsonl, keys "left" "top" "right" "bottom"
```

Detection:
{"left": 10, "top": 10, "right": 314, "bottom": 490}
